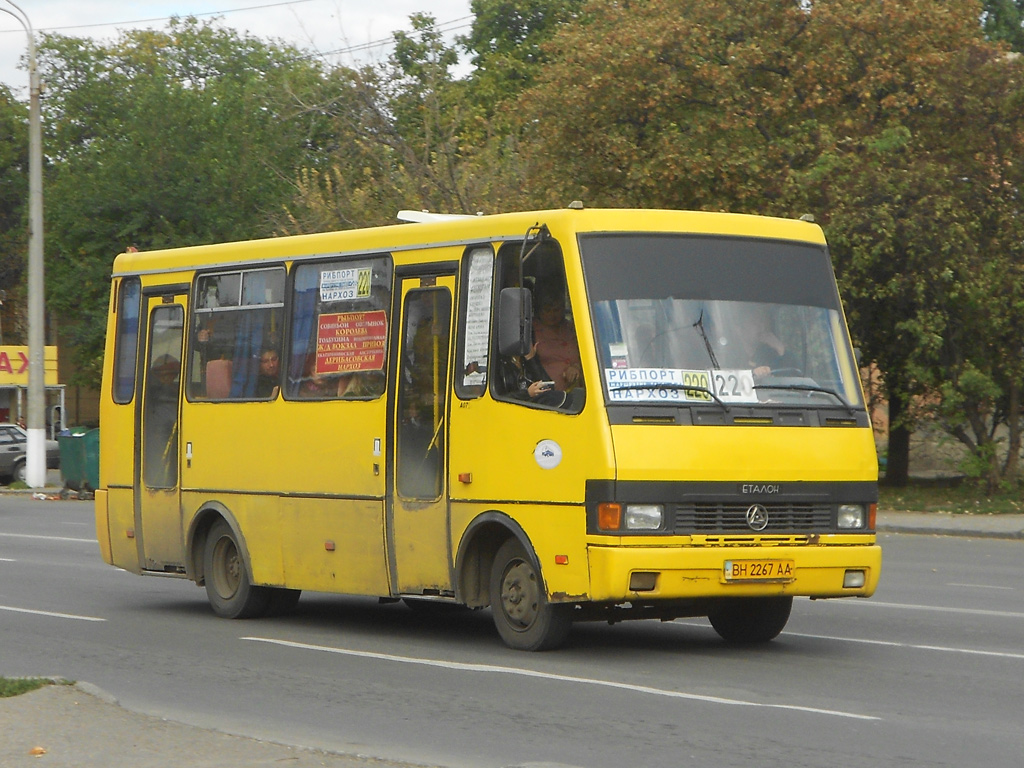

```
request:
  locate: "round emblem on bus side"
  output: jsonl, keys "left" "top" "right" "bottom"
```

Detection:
{"left": 746, "top": 504, "right": 769, "bottom": 531}
{"left": 534, "top": 439, "right": 562, "bottom": 470}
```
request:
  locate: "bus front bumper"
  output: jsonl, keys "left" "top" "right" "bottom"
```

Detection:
{"left": 586, "top": 542, "right": 881, "bottom": 602}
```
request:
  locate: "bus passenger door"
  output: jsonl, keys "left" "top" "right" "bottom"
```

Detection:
{"left": 136, "top": 293, "right": 186, "bottom": 571}
{"left": 389, "top": 274, "right": 455, "bottom": 595}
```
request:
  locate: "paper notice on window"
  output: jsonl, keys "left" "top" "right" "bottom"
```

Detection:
{"left": 316, "top": 310, "right": 387, "bottom": 373}
{"left": 462, "top": 253, "right": 492, "bottom": 386}
{"left": 320, "top": 267, "right": 371, "bottom": 302}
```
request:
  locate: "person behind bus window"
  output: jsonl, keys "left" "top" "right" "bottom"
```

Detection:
{"left": 502, "top": 342, "right": 569, "bottom": 408}
{"left": 337, "top": 370, "right": 384, "bottom": 398}
{"left": 255, "top": 349, "right": 280, "bottom": 398}
{"left": 738, "top": 304, "right": 791, "bottom": 378}
{"left": 532, "top": 282, "right": 582, "bottom": 392}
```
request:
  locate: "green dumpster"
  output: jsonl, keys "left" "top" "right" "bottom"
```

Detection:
{"left": 59, "top": 428, "right": 99, "bottom": 495}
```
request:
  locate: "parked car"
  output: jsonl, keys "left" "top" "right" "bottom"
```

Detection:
{"left": 0, "top": 423, "right": 60, "bottom": 484}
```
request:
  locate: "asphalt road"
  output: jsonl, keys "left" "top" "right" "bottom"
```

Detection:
{"left": 2, "top": 497, "right": 1023, "bottom": 768}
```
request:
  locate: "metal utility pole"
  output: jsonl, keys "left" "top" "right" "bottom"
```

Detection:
{"left": 2, "top": 0, "right": 47, "bottom": 487}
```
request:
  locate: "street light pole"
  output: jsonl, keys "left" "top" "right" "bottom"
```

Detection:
{"left": 2, "top": 0, "right": 47, "bottom": 487}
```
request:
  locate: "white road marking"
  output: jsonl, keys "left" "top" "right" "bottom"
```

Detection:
{"left": 242, "top": 636, "right": 879, "bottom": 721}
{"left": 0, "top": 532, "right": 96, "bottom": 544}
{"left": 0, "top": 604, "right": 106, "bottom": 622}
{"left": 946, "top": 582, "right": 1015, "bottom": 590}
{"left": 786, "top": 631, "right": 1024, "bottom": 660}
{"left": 828, "top": 599, "right": 1024, "bottom": 620}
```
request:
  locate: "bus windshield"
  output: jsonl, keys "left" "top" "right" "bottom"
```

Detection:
{"left": 580, "top": 233, "right": 864, "bottom": 409}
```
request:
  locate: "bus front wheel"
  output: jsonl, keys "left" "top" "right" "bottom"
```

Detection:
{"left": 489, "top": 538, "right": 572, "bottom": 651}
{"left": 203, "top": 520, "right": 270, "bottom": 619}
{"left": 707, "top": 596, "right": 792, "bottom": 644}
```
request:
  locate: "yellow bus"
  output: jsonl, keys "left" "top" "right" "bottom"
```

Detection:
{"left": 95, "top": 206, "right": 881, "bottom": 651}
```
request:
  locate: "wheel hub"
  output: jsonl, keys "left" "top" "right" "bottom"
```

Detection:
{"left": 501, "top": 561, "right": 539, "bottom": 629}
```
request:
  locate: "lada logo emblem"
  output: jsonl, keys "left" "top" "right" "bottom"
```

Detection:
{"left": 746, "top": 504, "right": 770, "bottom": 531}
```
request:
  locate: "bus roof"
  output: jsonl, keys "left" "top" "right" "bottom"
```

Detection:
{"left": 110, "top": 207, "right": 826, "bottom": 278}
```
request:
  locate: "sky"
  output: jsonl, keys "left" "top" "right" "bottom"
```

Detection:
{"left": 0, "top": 0, "right": 473, "bottom": 95}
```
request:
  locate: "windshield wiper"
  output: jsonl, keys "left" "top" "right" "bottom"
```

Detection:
{"left": 692, "top": 309, "right": 719, "bottom": 369}
{"left": 753, "top": 383, "right": 854, "bottom": 411}
{"left": 609, "top": 382, "right": 728, "bottom": 410}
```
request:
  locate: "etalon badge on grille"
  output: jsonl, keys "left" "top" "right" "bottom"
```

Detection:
{"left": 745, "top": 504, "right": 769, "bottom": 531}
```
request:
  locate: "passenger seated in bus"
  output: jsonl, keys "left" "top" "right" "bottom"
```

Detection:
{"left": 739, "top": 305, "right": 792, "bottom": 378}
{"left": 532, "top": 283, "right": 582, "bottom": 392}
{"left": 255, "top": 349, "right": 280, "bottom": 398}
{"left": 299, "top": 367, "right": 334, "bottom": 398}
{"left": 501, "top": 343, "right": 570, "bottom": 409}
{"left": 337, "top": 370, "right": 384, "bottom": 398}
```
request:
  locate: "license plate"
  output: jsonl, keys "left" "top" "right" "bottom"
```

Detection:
{"left": 723, "top": 559, "right": 795, "bottom": 582}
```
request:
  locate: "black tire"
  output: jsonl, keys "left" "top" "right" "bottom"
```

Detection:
{"left": 13, "top": 460, "right": 26, "bottom": 484}
{"left": 203, "top": 520, "right": 270, "bottom": 619}
{"left": 489, "top": 538, "right": 572, "bottom": 651}
{"left": 708, "top": 596, "right": 792, "bottom": 644}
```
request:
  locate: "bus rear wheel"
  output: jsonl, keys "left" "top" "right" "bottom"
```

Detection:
{"left": 489, "top": 538, "right": 572, "bottom": 651}
{"left": 707, "top": 596, "right": 792, "bottom": 644}
{"left": 203, "top": 520, "right": 270, "bottom": 619}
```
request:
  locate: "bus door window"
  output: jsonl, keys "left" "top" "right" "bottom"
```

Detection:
{"left": 285, "top": 257, "right": 392, "bottom": 400}
{"left": 397, "top": 288, "right": 452, "bottom": 498}
{"left": 143, "top": 305, "right": 183, "bottom": 489}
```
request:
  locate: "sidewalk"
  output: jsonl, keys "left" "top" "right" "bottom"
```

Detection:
{"left": 876, "top": 509, "right": 1024, "bottom": 539}
{"left": 0, "top": 683, "right": 433, "bottom": 768}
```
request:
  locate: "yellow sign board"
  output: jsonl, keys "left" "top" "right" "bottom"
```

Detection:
{"left": 0, "top": 346, "right": 59, "bottom": 386}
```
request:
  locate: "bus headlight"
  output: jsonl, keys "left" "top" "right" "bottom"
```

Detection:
{"left": 837, "top": 504, "right": 866, "bottom": 529}
{"left": 624, "top": 504, "right": 664, "bottom": 531}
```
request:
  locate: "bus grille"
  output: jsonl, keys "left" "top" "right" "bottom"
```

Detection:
{"left": 673, "top": 503, "right": 833, "bottom": 533}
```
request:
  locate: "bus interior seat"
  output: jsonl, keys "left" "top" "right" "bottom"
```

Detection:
{"left": 206, "top": 359, "right": 233, "bottom": 399}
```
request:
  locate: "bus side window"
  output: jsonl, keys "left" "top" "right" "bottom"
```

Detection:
{"left": 454, "top": 247, "right": 494, "bottom": 399}
{"left": 285, "top": 256, "right": 392, "bottom": 400}
{"left": 112, "top": 277, "right": 142, "bottom": 404}
{"left": 187, "top": 267, "right": 285, "bottom": 400}
{"left": 491, "top": 240, "right": 584, "bottom": 413}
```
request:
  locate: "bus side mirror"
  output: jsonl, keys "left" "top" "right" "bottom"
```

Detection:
{"left": 498, "top": 287, "right": 533, "bottom": 356}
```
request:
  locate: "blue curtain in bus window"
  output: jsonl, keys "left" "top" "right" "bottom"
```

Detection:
{"left": 289, "top": 268, "right": 318, "bottom": 393}
{"left": 228, "top": 271, "right": 268, "bottom": 398}
{"left": 592, "top": 300, "right": 621, "bottom": 371}
{"left": 230, "top": 312, "right": 263, "bottom": 398}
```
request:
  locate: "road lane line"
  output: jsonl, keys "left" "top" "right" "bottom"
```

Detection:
{"left": 0, "top": 604, "right": 105, "bottom": 622}
{"left": 786, "top": 631, "right": 1024, "bottom": 660}
{"left": 824, "top": 599, "right": 1024, "bottom": 620}
{"left": 946, "top": 583, "right": 1015, "bottom": 590}
{"left": 242, "top": 636, "right": 879, "bottom": 721}
{"left": 0, "top": 532, "right": 96, "bottom": 544}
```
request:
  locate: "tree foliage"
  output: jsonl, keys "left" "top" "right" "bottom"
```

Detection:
{"left": 35, "top": 18, "right": 328, "bottom": 384}
{"left": 0, "top": 85, "right": 27, "bottom": 338}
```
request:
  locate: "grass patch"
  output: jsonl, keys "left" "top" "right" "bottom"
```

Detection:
{"left": 0, "top": 678, "right": 56, "bottom": 698}
{"left": 879, "top": 482, "right": 1024, "bottom": 515}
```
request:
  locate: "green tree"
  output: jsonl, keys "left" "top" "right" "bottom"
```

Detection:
{"left": 0, "top": 85, "right": 27, "bottom": 341}
{"left": 460, "top": 0, "right": 583, "bottom": 110}
{"left": 982, "top": 0, "right": 1024, "bottom": 50}
{"left": 36, "top": 17, "right": 329, "bottom": 385}
{"left": 280, "top": 12, "right": 521, "bottom": 232}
